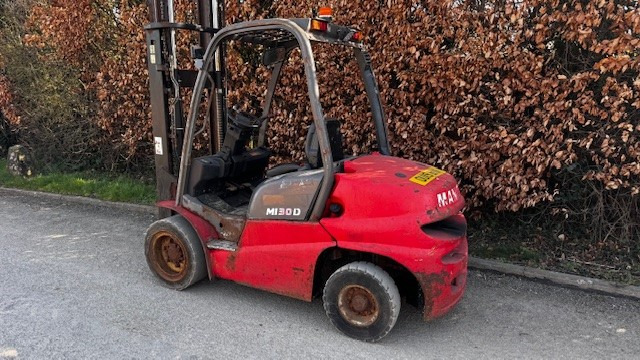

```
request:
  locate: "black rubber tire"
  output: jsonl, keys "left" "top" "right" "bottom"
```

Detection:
{"left": 322, "top": 262, "right": 401, "bottom": 342}
{"left": 144, "top": 215, "right": 207, "bottom": 290}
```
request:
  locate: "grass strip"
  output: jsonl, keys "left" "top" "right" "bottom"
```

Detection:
{"left": 0, "top": 159, "right": 155, "bottom": 205}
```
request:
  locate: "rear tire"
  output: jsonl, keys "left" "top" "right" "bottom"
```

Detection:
{"left": 322, "top": 262, "right": 401, "bottom": 342}
{"left": 144, "top": 215, "right": 207, "bottom": 290}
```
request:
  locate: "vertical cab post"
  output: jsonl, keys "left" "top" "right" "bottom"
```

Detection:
{"left": 354, "top": 48, "right": 391, "bottom": 156}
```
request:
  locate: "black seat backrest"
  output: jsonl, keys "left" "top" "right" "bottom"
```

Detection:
{"left": 305, "top": 118, "right": 344, "bottom": 168}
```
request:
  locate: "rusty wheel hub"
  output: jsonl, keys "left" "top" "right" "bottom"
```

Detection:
{"left": 337, "top": 285, "right": 379, "bottom": 327}
{"left": 150, "top": 231, "right": 188, "bottom": 281}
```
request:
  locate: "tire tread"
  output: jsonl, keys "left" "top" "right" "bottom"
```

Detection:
{"left": 144, "top": 215, "right": 207, "bottom": 290}
{"left": 322, "top": 261, "right": 401, "bottom": 342}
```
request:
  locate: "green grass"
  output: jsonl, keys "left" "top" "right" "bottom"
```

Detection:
{"left": 0, "top": 159, "right": 156, "bottom": 205}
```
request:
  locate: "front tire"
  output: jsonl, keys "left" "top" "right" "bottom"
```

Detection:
{"left": 144, "top": 215, "right": 207, "bottom": 290}
{"left": 322, "top": 262, "right": 401, "bottom": 342}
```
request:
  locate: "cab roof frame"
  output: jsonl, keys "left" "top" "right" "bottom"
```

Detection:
{"left": 176, "top": 18, "right": 390, "bottom": 221}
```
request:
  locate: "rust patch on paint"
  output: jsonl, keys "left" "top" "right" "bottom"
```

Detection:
{"left": 414, "top": 272, "right": 448, "bottom": 321}
{"left": 226, "top": 252, "right": 238, "bottom": 271}
{"left": 182, "top": 195, "right": 245, "bottom": 242}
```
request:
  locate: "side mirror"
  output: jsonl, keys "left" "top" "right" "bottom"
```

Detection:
{"left": 262, "top": 47, "right": 287, "bottom": 66}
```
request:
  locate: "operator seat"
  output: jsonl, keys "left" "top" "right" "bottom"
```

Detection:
{"left": 265, "top": 118, "right": 344, "bottom": 177}
{"left": 305, "top": 118, "right": 344, "bottom": 168}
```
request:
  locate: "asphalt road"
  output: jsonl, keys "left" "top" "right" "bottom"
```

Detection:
{"left": 0, "top": 190, "right": 639, "bottom": 359}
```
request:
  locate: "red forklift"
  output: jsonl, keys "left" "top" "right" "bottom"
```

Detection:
{"left": 143, "top": 1, "right": 468, "bottom": 342}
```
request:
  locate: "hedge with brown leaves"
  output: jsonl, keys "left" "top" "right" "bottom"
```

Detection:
{"left": 3, "top": 0, "right": 639, "bottom": 212}
{"left": 228, "top": 0, "right": 640, "bottom": 212}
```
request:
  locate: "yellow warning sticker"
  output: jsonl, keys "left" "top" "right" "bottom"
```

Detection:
{"left": 409, "top": 167, "right": 446, "bottom": 186}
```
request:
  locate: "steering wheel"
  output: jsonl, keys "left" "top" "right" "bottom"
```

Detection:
{"left": 228, "top": 106, "right": 269, "bottom": 129}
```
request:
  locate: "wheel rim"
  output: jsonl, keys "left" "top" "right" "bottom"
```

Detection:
{"left": 337, "top": 285, "right": 379, "bottom": 327}
{"left": 149, "top": 230, "right": 188, "bottom": 282}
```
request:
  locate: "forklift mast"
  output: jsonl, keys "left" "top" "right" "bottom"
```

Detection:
{"left": 145, "top": 0, "right": 226, "bottom": 217}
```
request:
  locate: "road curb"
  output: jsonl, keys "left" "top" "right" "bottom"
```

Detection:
{"left": 1, "top": 186, "right": 638, "bottom": 301}
{"left": 469, "top": 257, "right": 640, "bottom": 301}
{"left": 0, "top": 187, "right": 156, "bottom": 214}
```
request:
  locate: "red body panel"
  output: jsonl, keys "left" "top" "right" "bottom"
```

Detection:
{"left": 210, "top": 220, "right": 335, "bottom": 301}
{"left": 332, "top": 154, "right": 464, "bottom": 223}
{"left": 158, "top": 153, "right": 468, "bottom": 320}
{"left": 157, "top": 201, "right": 335, "bottom": 301}
{"left": 320, "top": 154, "right": 468, "bottom": 320}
